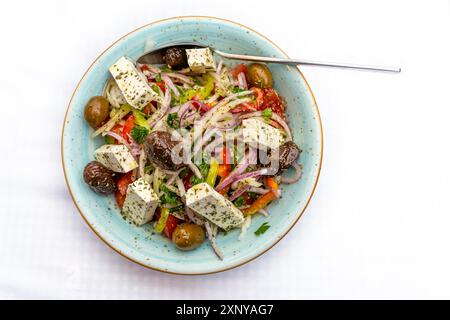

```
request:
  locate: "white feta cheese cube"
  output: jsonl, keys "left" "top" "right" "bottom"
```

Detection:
{"left": 122, "top": 178, "right": 159, "bottom": 226}
{"left": 109, "top": 56, "right": 161, "bottom": 110}
{"left": 185, "top": 183, "right": 244, "bottom": 231}
{"left": 242, "top": 118, "right": 285, "bottom": 150}
{"left": 94, "top": 144, "right": 138, "bottom": 173}
{"left": 186, "top": 48, "right": 216, "bottom": 73}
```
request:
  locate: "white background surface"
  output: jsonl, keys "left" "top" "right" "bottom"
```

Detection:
{"left": 0, "top": 0, "right": 449, "bottom": 299}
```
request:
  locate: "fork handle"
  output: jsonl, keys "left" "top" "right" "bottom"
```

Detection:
{"left": 215, "top": 50, "right": 401, "bottom": 73}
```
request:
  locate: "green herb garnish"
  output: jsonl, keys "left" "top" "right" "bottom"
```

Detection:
{"left": 167, "top": 112, "right": 180, "bottom": 129}
{"left": 254, "top": 222, "right": 270, "bottom": 236}
{"left": 155, "top": 73, "right": 162, "bottom": 82}
{"left": 233, "top": 196, "right": 245, "bottom": 207}
{"left": 189, "top": 163, "right": 209, "bottom": 186}
{"left": 169, "top": 205, "right": 184, "bottom": 213}
{"left": 262, "top": 108, "right": 272, "bottom": 121}
{"left": 199, "top": 163, "right": 210, "bottom": 178}
{"left": 160, "top": 184, "right": 179, "bottom": 205}
{"left": 130, "top": 125, "right": 149, "bottom": 144}
{"left": 231, "top": 87, "right": 246, "bottom": 93}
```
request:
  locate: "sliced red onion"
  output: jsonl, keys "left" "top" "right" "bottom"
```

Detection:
{"left": 240, "top": 111, "right": 292, "bottom": 140}
{"left": 239, "top": 111, "right": 262, "bottom": 120}
{"left": 166, "top": 168, "right": 183, "bottom": 186}
{"left": 213, "top": 119, "right": 239, "bottom": 130}
{"left": 177, "top": 68, "right": 192, "bottom": 74}
{"left": 148, "top": 87, "right": 171, "bottom": 128}
{"left": 271, "top": 112, "right": 292, "bottom": 141}
{"left": 177, "top": 101, "right": 194, "bottom": 119}
{"left": 215, "top": 163, "right": 249, "bottom": 192}
{"left": 188, "top": 162, "right": 203, "bottom": 179}
{"left": 257, "top": 209, "right": 269, "bottom": 217}
{"left": 214, "top": 150, "right": 255, "bottom": 191}
{"left": 200, "top": 90, "right": 253, "bottom": 124}
{"left": 176, "top": 177, "right": 186, "bottom": 197}
{"left": 281, "top": 162, "right": 302, "bottom": 184}
{"left": 103, "top": 131, "right": 140, "bottom": 159}
{"left": 216, "top": 59, "right": 224, "bottom": 74}
{"left": 162, "top": 72, "right": 194, "bottom": 85}
{"left": 232, "top": 168, "right": 268, "bottom": 186}
{"left": 128, "top": 136, "right": 142, "bottom": 158}
{"left": 212, "top": 114, "right": 239, "bottom": 130}
{"left": 138, "top": 148, "right": 146, "bottom": 178}
{"left": 205, "top": 221, "right": 224, "bottom": 260}
{"left": 186, "top": 207, "right": 205, "bottom": 226}
{"left": 168, "top": 106, "right": 181, "bottom": 114}
{"left": 229, "top": 184, "right": 251, "bottom": 201}
{"left": 248, "top": 187, "right": 271, "bottom": 195}
{"left": 180, "top": 112, "right": 200, "bottom": 128}
{"left": 237, "top": 72, "right": 248, "bottom": 90}
{"left": 162, "top": 74, "right": 179, "bottom": 98}
{"left": 205, "top": 93, "right": 219, "bottom": 105}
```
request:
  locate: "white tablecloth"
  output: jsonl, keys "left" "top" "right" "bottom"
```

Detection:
{"left": 1, "top": 0, "right": 449, "bottom": 299}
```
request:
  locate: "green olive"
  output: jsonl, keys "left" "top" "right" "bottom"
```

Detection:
{"left": 172, "top": 223, "right": 205, "bottom": 251}
{"left": 246, "top": 63, "right": 273, "bottom": 88}
{"left": 84, "top": 96, "right": 110, "bottom": 128}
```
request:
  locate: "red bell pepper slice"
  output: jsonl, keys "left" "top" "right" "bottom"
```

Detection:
{"left": 218, "top": 147, "right": 231, "bottom": 178}
{"left": 122, "top": 115, "right": 135, "bottom": 143}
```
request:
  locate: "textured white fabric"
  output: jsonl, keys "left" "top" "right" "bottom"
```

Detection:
{"left": 0, "top": 0, "right": 449, "bottom": 299}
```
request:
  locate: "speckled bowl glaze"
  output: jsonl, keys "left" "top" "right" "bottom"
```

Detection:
{"left": 62, "top": 16, "right": 323, "bottom": 274}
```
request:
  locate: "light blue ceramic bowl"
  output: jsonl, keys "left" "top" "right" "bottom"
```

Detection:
{"left": 62, "top": 16, "right": 323, "bottom": 274}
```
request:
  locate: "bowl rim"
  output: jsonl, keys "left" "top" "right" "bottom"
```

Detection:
{"left": 61, "top": 15, "right": 323, "bottom": 275}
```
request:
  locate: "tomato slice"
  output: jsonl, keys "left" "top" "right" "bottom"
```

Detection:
{"left": 263, "top": 88, "right": 285, "bottom": 117}
{"left": 231, "top": 64, "right": 247, "bottom": 79}
{"left": 164, "top": 214, "right": 181, "bottom": 239}
{"left": 116, "top": 172, "right": 134, "bottom": 195}
{"left": 114, "top": 189, "right": 126, "bottom": 209}
{"left": 250, "top": 87, "right": 264, "bottom": 109}
{"left": 122, "top": 115, "right": 135, "bottom": 142}
{"left": 155, "top": 81, "right": 166, "bottom": 93}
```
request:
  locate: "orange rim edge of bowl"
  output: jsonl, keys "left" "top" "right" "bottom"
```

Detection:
{"left": 61, "top": 15, "right": 324, "bottom": 275}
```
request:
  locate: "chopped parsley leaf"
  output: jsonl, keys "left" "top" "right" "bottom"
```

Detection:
{"left": 231, "top": 87, "right": 246, "bottom": 93}
{"left": 167, "top": 112, "right": 180, "bottom": 129}
{"left": 160, "top": 184, "right": 179, "bottom": 205}
{"left": 254, "top": 222, "right": 270, "bottom": 236}
{"left": 233, "top": 196, "right": 245, "bottom": 207}
{"left": 131, "top": 125, "right": 149, "bottom": 144}
{"left": 169, "top": 205, "right": 184, "bottom": 213}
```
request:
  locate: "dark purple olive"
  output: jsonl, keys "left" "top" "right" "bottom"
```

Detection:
{"left": 83, "top": 161, "right": 116, "bottom": 194}
{"left": 260, "top": 141, "right": 301, "bottom": 173}
{"left": 144, "top": 131, "right": 185, "bottom": 171}
{"left": 163, "top": 47, "right": 188, "bottom": 70}
{"left": 277, "top": 141, "right": 301, "bottom": 170}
